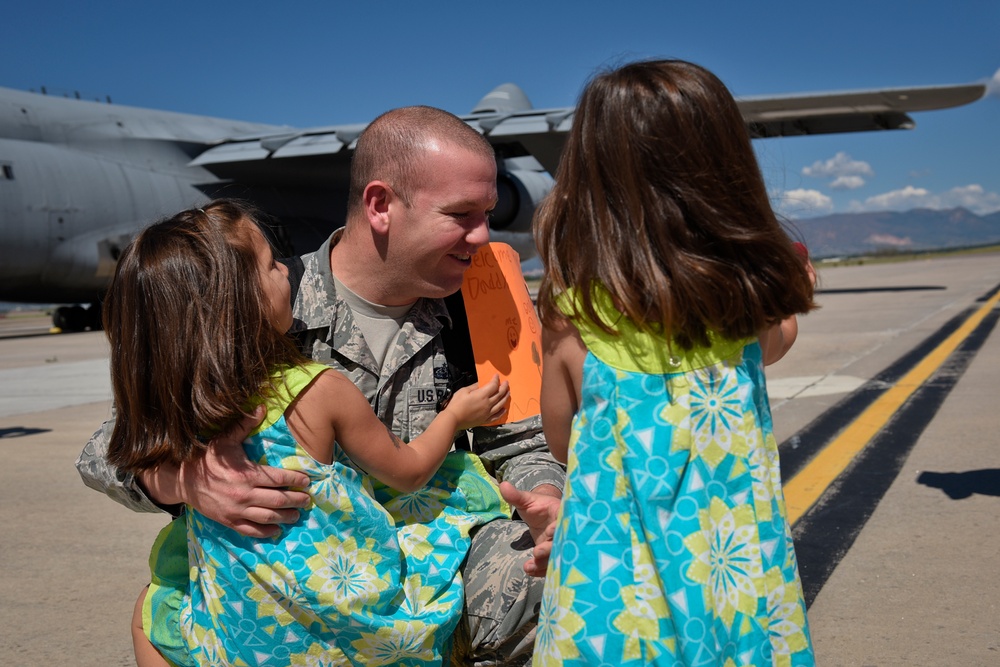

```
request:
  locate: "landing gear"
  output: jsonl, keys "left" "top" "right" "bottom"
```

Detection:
{"left": 51, "top": 303, "right": 102, "bottom": 332}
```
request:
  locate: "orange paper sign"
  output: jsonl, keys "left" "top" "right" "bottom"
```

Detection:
{"left": 460, "top": 243, "right": 542, "bottom": 425}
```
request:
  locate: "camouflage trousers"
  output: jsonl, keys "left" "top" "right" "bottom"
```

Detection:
{"left": 451, "top": 519, "right": 545, "bottom": 666}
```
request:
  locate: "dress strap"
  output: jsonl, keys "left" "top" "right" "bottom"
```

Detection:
{"left": 558, "top": 286, "right": 749, "bottom": 374}
{"left": 250, "top": 362, "right": 330, "bottom": 435}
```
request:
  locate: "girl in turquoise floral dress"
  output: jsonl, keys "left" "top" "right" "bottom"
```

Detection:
{"left": 531, "top": 60, "right": 817, "bottom": 666}
{"left": 102, "top": 200, "right": 510, "bottom": 667}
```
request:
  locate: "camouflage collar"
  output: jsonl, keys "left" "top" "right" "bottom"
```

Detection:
{"left": 289, "top": 229, "right": 453, "bottom": 342}
{"left": 288, "top": 231, "right": 338, "bottom": 336}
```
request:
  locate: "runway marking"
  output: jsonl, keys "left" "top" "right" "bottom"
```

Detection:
{"left": 783, "top": 288, "right": 1000, "bottom": 524}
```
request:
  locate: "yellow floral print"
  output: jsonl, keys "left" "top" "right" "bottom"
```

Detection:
{"left": 246, "top": 560, "right": 326, "bottom": 631}
{"left": 350, "top": 620, "right": 436, "bottom": 666}
{"left": 684, "top": 497, "right": 763, "bottom": 628}
{"left": 534, "top": 566, "right": 586, "bottom": 665}
{"left": 305, "top": 534, "right": 389, "bottom": 615}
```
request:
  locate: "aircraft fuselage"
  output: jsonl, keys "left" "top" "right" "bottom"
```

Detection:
{"left": 0, "top": 87, "right": 284, "bottom": 304}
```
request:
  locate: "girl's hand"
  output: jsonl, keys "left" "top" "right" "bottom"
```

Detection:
{"left": 444, "top": 374, "right": 510, "bottom": 430}
{"left": 805, "top": 259, "right": 817, "bottom": 288}
{"left": 792, "top": 241, "right": 817, "bottom": 287}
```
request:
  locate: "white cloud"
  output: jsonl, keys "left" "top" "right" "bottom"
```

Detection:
{"left": 856, "top": 184, "right": 1000, "bottom": 215}
{"left": 802, "top": 152, "right": 874, "bottom": 180}
{"left": 830, "top": 175, "right": 866, "bottom": 190}
{"left": 772, "top": 188, "right": 833, "bottom": 218}
{"left": 862, "top": 185, "right": 931, "bottom": 210}
{"left": 938, "top": 184, "right": 1000, "bottom": 213}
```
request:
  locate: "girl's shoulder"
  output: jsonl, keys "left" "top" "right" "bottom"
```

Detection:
{"left": 282, "top": 364, "right": 367, "bottom": 424}
{"left": 279, "top": 362, "right": 330, "bottom": 391}
{"left": 251, "top": 362, "right": 332, "bottom": 435}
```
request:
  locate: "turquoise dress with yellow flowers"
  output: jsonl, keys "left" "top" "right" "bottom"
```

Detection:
{"left": 143, "top": 362, "right": 509, "bottom": 667}
{"left": 533, "top": 290, "right": 814, "bottom": 667}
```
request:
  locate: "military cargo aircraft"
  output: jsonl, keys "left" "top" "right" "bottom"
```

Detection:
{"left": 0, "top": 78, "right": 987, "bottom": 330}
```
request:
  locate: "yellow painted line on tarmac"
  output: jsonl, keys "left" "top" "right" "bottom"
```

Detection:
{"left": 785, "top": 289, "right": 1000, "bottom": 525}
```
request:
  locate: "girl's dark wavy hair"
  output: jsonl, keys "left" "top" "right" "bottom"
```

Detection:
{"left": 104, "top": 199, "right": 305, "bottom": 473}
{"left": 534, "top": 59, "right": 816, "bottom": 349}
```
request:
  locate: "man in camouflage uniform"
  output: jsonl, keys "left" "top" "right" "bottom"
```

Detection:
{"left": 77, "top": 105, "right": 564, "bottom": 665}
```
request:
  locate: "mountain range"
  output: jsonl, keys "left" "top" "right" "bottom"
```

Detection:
{"left": 785, "top": 207, "right": 1000, "bottom": 259}
{"left": 519, "top": 207, "right": 1000, "bottom": 275}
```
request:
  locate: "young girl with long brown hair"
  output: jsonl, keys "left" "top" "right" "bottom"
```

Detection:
{"left": 104, "top": 199, "right": 510, "bottom": 666}
{"left": 532, "top": 60, "right": 817, "bottom": 666}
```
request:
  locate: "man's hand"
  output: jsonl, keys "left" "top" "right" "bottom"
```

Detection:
{"left": 499, "top": 481, "right": 561, "bottom": 577}
{"left": 141, "top": 407, "right": 311, "bottom": 538}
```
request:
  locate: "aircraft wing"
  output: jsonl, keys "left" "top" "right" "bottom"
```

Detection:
{"left": 737, "top": 82, "right": 987, "bottom": 138}
{"left": 190, "top": 80, "right": 988, "bottom": 181}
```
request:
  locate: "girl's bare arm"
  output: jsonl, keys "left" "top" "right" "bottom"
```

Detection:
{"left": 540, "top": 319, "right": 586, "bottom": 463}
{"left": 288, "top": 370, "right": 508, "bottom": 492}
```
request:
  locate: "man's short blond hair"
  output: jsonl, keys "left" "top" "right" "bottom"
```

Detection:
{"left": 347, "top": 106, "right": 496, "bottom": 216}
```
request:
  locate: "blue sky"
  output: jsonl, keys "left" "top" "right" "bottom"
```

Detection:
{"left": 2, "top": 0, "right": 998, "bottom": 220}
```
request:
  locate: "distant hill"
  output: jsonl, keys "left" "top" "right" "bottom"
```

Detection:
{"left": 518, "top": 207, "right": 1000, "bottom": 273}
{"left": 785, "top": 207, "right": 1000, "bottom": 259}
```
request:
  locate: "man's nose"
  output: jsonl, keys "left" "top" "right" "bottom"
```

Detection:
{"left": 467, "top": 216, "right": 491, "bottom": 248}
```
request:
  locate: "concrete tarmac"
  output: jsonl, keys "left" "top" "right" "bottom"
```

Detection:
{"left": 805, "top": 290, "right": 1000, "bottom": 665}
{"left": 0, "top": 330, "right": 165, "bottom": 666}
{"left": 0, "top": 252, "right": 998, "bottom": 665}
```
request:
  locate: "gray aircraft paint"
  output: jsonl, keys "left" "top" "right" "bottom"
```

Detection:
{"left": 0, "top": 79, "right": 985, "bottom": 328}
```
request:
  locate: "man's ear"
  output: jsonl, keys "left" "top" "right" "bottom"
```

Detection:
{"left": 363, "top": 181, "right": 393, "bottom": 235}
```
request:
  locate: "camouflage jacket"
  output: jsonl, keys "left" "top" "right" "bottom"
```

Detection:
{"left": 76, "top": 231, "right": 564, "bottom": 513}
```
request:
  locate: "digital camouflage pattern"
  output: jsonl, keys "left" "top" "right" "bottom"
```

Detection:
{"left": 76, "top": 229, "right": 564, "bottom": 665}
{"left": 290, "top": 233, "right": 559, "bottom": 490}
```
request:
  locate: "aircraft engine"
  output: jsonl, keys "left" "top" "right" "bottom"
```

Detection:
{"left": 489, "top": 169, "right": 554, "bottom": 260}
{"left": 491, "top": 169, "right": 554, "bottom": 233}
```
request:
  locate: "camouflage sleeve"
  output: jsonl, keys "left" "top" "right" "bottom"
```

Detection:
{"left": 470, "top": 414, "right": 565, "bottom": 493}
{"left": 75, "top": 406, "right": 165, "bottom": 514}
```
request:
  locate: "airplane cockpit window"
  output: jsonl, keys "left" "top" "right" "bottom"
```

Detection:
{"left": 1, "top": 164, "right": 12, "bottom": 180}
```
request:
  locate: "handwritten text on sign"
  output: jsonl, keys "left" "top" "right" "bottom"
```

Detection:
{"left": 460, "top": 243, "right": 542, "bottom": 425}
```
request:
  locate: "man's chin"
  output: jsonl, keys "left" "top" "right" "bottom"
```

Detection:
{"left": 434, "top": 285, "right": 464, "bottom": 299}
{"left": 423, "top": 279, "right": 465, "bottom": 301}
